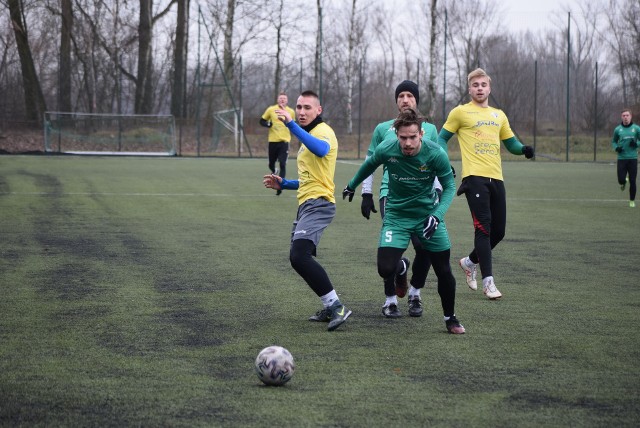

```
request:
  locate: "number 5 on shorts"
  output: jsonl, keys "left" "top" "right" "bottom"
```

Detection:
{"left": 385, "top": 230, "right": 393, "bottom": 243}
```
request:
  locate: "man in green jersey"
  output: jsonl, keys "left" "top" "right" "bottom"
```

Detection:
{"left": 360, "top": 80, "right": 444, "bottom": 318}
{"left": 343, "top": 109, "right": 465, "bottom": 334}
{"left": 611, "top": 108, "right": 639, "bottom": 208}
{"left": 263, "top": 90, "right": 351, "bottom": 332}
{"left": 438, "top": 68, "right": 534, "bottom": 300}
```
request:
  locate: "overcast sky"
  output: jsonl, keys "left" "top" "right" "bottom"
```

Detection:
{"left": 500, "top": 0, "right": 578, "bottom": 34}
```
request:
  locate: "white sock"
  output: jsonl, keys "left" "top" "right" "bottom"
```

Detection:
{"left": 482, "top": 276, "right": 494, "bottom": 287}
{"left": 408, "top": 286, "right": 421, "bottom": 297}
{"left": 321, "top": 290, "right": 339, "bottom": 308}
{"left": 384, "top": 296, "right": 398, "bottom": 307}
{"left": 464, "top": 257, "right": 476, "bottom": 267}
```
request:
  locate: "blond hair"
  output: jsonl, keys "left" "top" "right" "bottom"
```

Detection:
{"left": 467, "top": 68, "right": 491, "bottom": 85}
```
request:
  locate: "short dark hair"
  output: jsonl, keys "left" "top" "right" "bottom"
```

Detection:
{"left": 300, "top": 90, "right": 319, "bottom": 99}
{"left": 393, "top": 108, "right": 424, "bottom": 131}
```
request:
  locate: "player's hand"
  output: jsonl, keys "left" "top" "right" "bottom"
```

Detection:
{"left": 360, "top": 193, "right": 377, "bottom": 219}
{"left": 263, "top": 174, "right": 282, "bottom": 190}
{"left": 450, "top": 164, "right": 456, "bottom": 178}
{"left": 522, "top": 145, "right": 535, "bottom": 159}
{"left": 422, "top": 215, "right": 439, "bottom": 240}
{"left": 342, "top": 185, "right": 355, "bottom": 202}
{"left": 615, "top": 146, "right": 623, "bottom": 153}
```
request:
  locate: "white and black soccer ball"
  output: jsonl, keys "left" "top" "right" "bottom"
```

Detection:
{"left": 255, "top": 345, "right": 295, "bottom": 386}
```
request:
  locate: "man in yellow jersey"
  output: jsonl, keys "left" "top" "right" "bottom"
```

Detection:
{"left": 260, "top": 92, "right": 296, "bottom": 195}
{"left": 262, "top": 90, "right": 351, "bottom": 331}
{"left": 438, "top": 68, "right": 534, "bottom": 300}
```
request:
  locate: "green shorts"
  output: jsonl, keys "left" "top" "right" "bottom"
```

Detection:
{"left": 379, "top": 214, "right": 450, "bottom": 252}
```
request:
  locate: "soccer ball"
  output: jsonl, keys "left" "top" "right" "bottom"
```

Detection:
{"left": 255, "top": 345, "right": 295, "bottom": 386}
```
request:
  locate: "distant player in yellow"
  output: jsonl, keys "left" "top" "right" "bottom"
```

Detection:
{"left": 260, "top": 92, "right": 295, "bottom": 195}
{"left": 438, "top": 68, "right": 534, "bottom": 300}
{"left": 263, "top": 90, "right": 351, "bottom": 331}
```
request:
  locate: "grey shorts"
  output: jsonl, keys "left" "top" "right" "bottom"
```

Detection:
{"left": 291, "top": 198, "right": 336, "bottom": 247}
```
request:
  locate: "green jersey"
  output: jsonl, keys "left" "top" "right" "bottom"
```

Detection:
{"left": 349, "top": 136, "right": 455, "bottom": 221}
{"left": 363, "top": 120, "right": 439, "bottom": 198}
{"left": 611, "top": 122, "right": 640, "bottom": 160}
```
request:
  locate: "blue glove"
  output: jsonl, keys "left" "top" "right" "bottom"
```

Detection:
{"left": 422, "top": 215, "right": 439, "bottom": 240}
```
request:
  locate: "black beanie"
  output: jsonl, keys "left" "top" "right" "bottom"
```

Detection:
{"left": 395, "top": 80, "right": 419, "bottom": 105}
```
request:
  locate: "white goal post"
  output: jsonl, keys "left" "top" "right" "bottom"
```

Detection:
{"left": 44, "top": 112, "right": 177, "bottom": 156}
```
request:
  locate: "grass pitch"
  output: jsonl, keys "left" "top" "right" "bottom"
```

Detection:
{"left": 0, "top": 155, "right": 638, "bottom": 427}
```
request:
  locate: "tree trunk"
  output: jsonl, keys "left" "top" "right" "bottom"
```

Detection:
{"left": 273, "top": 0, "right": 284, "bottom": 100}
{"left": 136, "top": 0, "right": 153, "bottom": 114}
{"left": 427, "top": 0, "right": 438, "bottom": 122}
{"left": 8, "top": 0, "right": 47, "bottom": 122}
{"left": 223, "top": 0, "right": 236, "bottom": 84}
{"left": 59, "top": 0, "right": 72, "bottom": 112}
{"left": 171, "top": 0, "right": 189, "bottom": 118}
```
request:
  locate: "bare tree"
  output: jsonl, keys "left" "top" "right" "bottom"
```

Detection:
{"left": 426, "top": 0, "right": 439, "bottom": 120}
{"left": 59, "top": 0, "right": 72, "bottom": 112}
{"left": 171, "top": 0, "right": 189, "bottom": 118}
{"left": 8, "top": 0, "right": 47, "bottom": 122}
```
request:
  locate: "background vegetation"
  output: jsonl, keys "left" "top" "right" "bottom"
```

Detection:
{"left": 0, "top": 0, "right": 639, "bottom": 157}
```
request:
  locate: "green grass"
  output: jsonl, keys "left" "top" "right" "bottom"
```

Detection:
{"left": 0, "top": 155, "right": 638, "bottom": 427}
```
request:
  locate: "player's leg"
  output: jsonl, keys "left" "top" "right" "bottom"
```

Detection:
{"left": 289, "top": 199, "right": 351, "bottom": 330}
{"left": 406, "top": 247, "right": 430, "bottom": 317}
{"left": 377, "top": 217, "right": 411, "bottom": 318}
{"left": 377, "top": 247, "right": 405, "bottom": 318}
{"left": 419, "top": 222, "right": 464, "bottom": 333}
{"left": 627, "top": 159, "right": 637, "bottom": 205}
{"left": 617, "top": 159, "right": 628, "bottom": 190}
{"left": 277, "top": 142, "right": 289, "bottom": 179}
{"left": 268, "top": 143, "right": 277, "bottom": 174}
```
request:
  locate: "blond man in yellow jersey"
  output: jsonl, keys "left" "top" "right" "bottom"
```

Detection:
{"left": 263, "top": 90, "right": 351, "bottom": 331}
{"left": 438, "top": 68, "right": 534, "bottom": 300}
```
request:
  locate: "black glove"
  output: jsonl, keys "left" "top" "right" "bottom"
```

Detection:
{"left": 522, "top": 145, "right": 535, "bottom": 159}
{"left": 422, "top": 215, "right": 439, "bottom": 240}
{"left": 361, "top": 193, "right": 377, "bottom": 219}
{"left": 631, "top": 141, "right": 638, "bottom": 149}
{"left": 342, "top": 185, "right": 355, "bottom": 201}
{"left": 615, "top": 146, "right": 623, "bottom": 153}
{"left": 450, "top": 164, "right": 456, "bottom": 178}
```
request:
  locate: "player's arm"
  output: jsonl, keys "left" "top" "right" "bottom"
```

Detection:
{"left": 344, "top": 154, "right": 383, "bottom": 201}
{"left": 437, "top": 129, "right": 455, "bottom": 151}
{"left": 502, "top": 136, "right": 534, "bottom": 158}
{"left": 263, "top": 174, "right": 299, "bottom": 190}
{"left": 611, "top": 128, "right": 623, "bottom": 152}
{"left": 431, "top": 156, "right": 456, "bottom": 221}
{"left": 285, "top": 121, "right": 329, "bottom": 157}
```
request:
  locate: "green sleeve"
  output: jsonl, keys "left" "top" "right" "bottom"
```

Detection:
{"left": 611, "top": 127, "right": 619, "bottom": 150}
{"left": 348, "top": 156, "right": 382, "bottom": 190}
{"left": 437, "top": 129, "right": 454, "bottom": 151}
{"left": 432, "top": 170, "right": 455, "bottom": 221}
{"left": 502, "top": 136, "right": 526, "bottom": 155}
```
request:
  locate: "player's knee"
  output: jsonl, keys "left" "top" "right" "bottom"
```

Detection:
{"left": 289, "top": 239, "right": 314, "bottom": 270}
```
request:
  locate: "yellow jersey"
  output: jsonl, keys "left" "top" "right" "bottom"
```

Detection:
{"left": 296, "top": 122, "right": 338, "bottom": 204}
{"left": 261, "top": 105, "right": 296, "bottom": 143}
{"left": 442, "top": 102, "right": 515, "bottom": 180}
